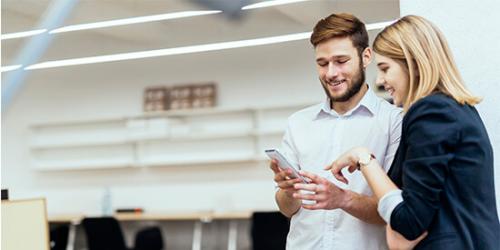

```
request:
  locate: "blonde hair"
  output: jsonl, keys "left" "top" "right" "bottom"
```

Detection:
{"left": 373, "top": 15, "right": 481, "bottom": 111}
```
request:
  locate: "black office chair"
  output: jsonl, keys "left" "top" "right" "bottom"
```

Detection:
{"left": 251, "top": 211, "right": 289, "bottom": 250}
{"left": 134, "top": 226, "right": 164, "bottom": 250}
{"left": 82, "top": 217, "right": 128, "bottom": 250}
{"left": 49, "top": 224, "right": 70, "bottom": 250}
{"left": 81, "top": 217, "right": 164, "bottom": 250}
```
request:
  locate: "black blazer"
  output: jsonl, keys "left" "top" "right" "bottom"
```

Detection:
{"left": 388, "top": 93, "right": 500, "bottom": 250}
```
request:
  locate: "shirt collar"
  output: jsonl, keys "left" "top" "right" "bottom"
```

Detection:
{"left": 314, "top": 86, "right": 379, "bottom": 119}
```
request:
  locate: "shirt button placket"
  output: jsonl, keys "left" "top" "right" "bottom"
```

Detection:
{"left": 324, "top": 116, "right": 344, "bottom": 249}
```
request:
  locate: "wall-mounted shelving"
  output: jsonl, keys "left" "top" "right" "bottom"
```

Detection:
{"left": 30, "top": 103, "right": 313, "bottom": 171}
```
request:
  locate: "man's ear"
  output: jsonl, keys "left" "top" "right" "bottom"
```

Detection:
{"left": 362, "top": 47, "right": 373, "bottom": 68}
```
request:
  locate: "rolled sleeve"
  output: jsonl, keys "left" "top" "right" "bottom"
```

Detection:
{"left": 378, "top": 189, "right": 403, "bottom": 224}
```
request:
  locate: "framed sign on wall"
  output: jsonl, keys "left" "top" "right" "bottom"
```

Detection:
{"left": 144, "top": 83, "right": 217, "bottom": 112}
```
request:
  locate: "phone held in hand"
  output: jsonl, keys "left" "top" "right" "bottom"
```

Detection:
{"left": 265, "top": 149, "right": 309, "bottom": 184}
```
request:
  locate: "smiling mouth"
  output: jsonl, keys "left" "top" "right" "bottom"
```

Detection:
{"left": 328, "top": 79, "right": 346, "bottom": 87}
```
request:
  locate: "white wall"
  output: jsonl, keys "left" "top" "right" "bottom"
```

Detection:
{"left": 400, "top": 0, "right": 500, "bottom": 216}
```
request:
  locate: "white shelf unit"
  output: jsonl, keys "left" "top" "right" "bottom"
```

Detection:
{"left": 29, "top": 103, "right": 313, "bottom": 171}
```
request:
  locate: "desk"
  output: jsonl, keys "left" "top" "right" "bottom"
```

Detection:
{"left": 49, "top": 210, "right": 252, "bottom": 222}
{"left": 49, "top": 211, "right": 253, "bottom": 250}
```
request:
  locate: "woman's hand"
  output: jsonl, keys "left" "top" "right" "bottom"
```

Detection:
{"left": 386, "top": 225, "right": 428, "bottom": 250}
{"left": 325, "top": 146, "right": 372, "bottom": 184}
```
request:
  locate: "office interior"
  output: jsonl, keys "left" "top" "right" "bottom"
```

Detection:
{"left": 2, "top": 0, "right": 499, "bottom": 250}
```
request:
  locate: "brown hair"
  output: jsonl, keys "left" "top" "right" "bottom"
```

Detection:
{"left": 373, "top": 15, "right": 480, "bottom": 111}
{"left": 310, "top": 13, "right": 369, "bottom": 57}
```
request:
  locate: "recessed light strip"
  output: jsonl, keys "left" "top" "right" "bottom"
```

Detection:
{"left": 242, "top": 0, "right": 311, "bottom": 10}
{"left": 1, "top": 65, "right": 23, "bottom": 72}
{"left": 366, "top": 20, "right": 397, "bottom": 30}
{"left": 50, "top": 10, "right": 222, "bottom": 34}
{"left": 1, "top": 29, "right": 48, "bottom": 40}
{"left": 25, "top": 32, "right": 312, "bottom": 70}
{"left": 1, "top": 10, "right": 221, "bottom": 40}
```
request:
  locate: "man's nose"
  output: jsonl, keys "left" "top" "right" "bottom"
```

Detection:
{"left": 326, "top": 63, "right": 339, "bottom": 78}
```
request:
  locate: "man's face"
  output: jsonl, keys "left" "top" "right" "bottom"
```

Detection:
{"left": 315, "top": 37, "right": 366, "bottom": 102}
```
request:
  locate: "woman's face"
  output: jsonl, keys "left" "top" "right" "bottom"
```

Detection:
{"left": 374, "top": 53, "right": 410, "bottom": 107}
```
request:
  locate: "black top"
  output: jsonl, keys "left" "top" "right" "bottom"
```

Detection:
{"left": 388, "top": 93, "right": 500, "bottom": 250}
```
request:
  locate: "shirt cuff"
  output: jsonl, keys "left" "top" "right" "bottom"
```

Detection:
{"left": 377, "top": 189, "right": 403, "bottom": 224}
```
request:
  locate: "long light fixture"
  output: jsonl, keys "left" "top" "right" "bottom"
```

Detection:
{"left": 1, "top": 65, "right": 23, "bottom": 72}
{"left": 0, "top": 10, "right": 221, "bottom": 40}
{"left": 366, "top": 20, "right": 396, "bottom": 30}
{"left": 25, "top": 32, "right": 311, "bottom": 70}
{"left": 22, "top": 20, "right": 396, "bottom": 70}
{"left": 1, "top": 29, "right": 48, "bottom": 40}
{"left": 242, "top": 0, "right": 311, "bottom": 10}
{"left": 49, "top": 10, "right": 222, "bottom": 34}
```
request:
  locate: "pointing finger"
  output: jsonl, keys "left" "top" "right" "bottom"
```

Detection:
{"left": 329, "top": 161, "right": 349, "bottom": 184}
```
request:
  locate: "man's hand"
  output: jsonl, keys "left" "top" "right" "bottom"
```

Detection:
{"left": 386, "top": 225, "right": 428, "bottom": 250}
{"left": 270, "top": 159, "right": 303, "bottom": 197}
{"left": 270, "top": 159, "right": 302, "bottom": 217}
{"left": 292, "top": 170, "right": 350, "bottom": 210}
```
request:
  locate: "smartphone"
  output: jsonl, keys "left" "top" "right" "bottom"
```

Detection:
{"left": 265, "top": 149, "right": 309, "bottom": 183}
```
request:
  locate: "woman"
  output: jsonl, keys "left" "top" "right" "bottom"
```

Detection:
{"left": 327, "top": 15, "right": 500, "bottom": 249}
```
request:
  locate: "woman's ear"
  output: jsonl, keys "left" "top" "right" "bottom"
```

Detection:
{"left": 362, "top": 47, "right": 373, "bottom": 68}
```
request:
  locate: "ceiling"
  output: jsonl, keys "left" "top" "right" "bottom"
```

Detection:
{"left": 1, "top": 0, "right": 399, "bottom": 67}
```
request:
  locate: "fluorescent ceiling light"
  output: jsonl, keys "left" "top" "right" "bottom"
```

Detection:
{"left": 1, "top": 65, "right": 23, "bottom": 72}
{"left": 1, "top": 29, "right": 47, "bottom": 40}
{"left": 242, "top": 0, "right": 311, "bottom": 10}
{"left": 366, "top": 20, "right": 397, "bottom": 30}
{"left": 25, "top": 32, "right": 311, "bottom": 70}
{"left": 1, "top": 10, "right": 221, "bottom": 40}
{"left": 50, "top": 10, "right": 221, "bottom": 34}
{"left": 23, "top": 20, "right": 395, "bottom": 70}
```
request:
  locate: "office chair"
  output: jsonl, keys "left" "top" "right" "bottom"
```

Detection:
{"left": 49, "top": 224, "right": 69, "bottom": 250}
{"left": 134, "top": 226, "right": 164, "bottom": 250}
{"left": 251, "top": 211, "right": 289, "bottom": 250}
{"left": 82, "top": 217, "right": 128, "bottom": 250}
{"left": 81, "top": 217, "right": 165, "bottom": 250}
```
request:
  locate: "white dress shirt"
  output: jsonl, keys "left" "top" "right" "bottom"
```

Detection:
{"left": 280, "top": 89, "right": 402, "bottom": 250}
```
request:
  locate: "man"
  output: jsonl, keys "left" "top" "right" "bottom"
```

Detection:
{"left": 270, "top": 13, "right": 402, "bottom": 249}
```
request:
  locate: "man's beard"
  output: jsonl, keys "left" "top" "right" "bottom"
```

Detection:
{"left": 321, "top": 61, "right": 365, "bottom": 102}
